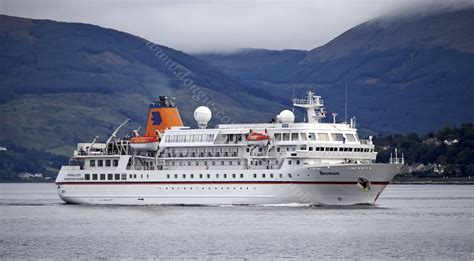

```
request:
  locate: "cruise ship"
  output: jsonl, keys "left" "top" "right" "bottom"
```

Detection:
{"left": 55, "top": 91, "right": 404, "bottom": 205}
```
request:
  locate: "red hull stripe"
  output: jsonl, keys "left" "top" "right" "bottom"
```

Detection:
{"left": 56, "top": 181, "right": 389, "bottom": 186}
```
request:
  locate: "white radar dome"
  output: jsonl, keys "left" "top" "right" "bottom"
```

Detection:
{"left": 194, "top": 106, "right": 212, "bottom": 128}
{"left": 277, "top": 110, "right": 295, "bottom": 124}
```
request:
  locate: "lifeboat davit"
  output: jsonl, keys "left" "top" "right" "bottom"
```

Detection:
{"left": 246, "top": 130, "right": 270, "bottom": 146}
{"left": 130, "top": 136, "right": 159, "bottom": 151}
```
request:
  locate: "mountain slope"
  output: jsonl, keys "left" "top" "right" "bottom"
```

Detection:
{"left": 197, "top": 8, "right": 474, "bottom": 134}
{"left": 0, "top": 15, "right": 283, "bottom": 155}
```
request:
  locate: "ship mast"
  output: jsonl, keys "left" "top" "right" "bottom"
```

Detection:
{"left": 292, "top": 90, "right": 327, "bottom": 123}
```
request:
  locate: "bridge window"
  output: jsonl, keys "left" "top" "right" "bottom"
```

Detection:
{"left": 331, "top": 133, "right": 344, "bottom": 142}
{"left": 90, "top": 160, "right": 96, "bottom": 167}
{"left": 291, "top": 133, "right": 298, "bottom": 141}
{"left": 85, "top": 174, "right": 90, "bottom": 180}
{"left": 274, "top": 133, "right": 281, "bottom": 141}
{"left": 282, "top": 133, "right": 290, "bottom": 141}
{"left": 318, "top": 133, "right": 330, "bottom": 141}
{"left": 108, "top": 174, "right": 113, "bottom": 180}
{"left": 115, "top": 173, "right": 120, "bottom": 180}
{"left": 300, "top": 133, "right": 307, "bottom": 140}
{"left": 98, "top": 160, "right": 103, "bottom": 167}
{"left": 113, "top": 160, "right": 118, "bottom": 167}
{"left": 105, "top": 160, "right": 111, "bottom": 167}
{"left": 346, "top": 134, "right": 356, "bottom": 142}
{"left": 92, "top": 174, "right": 98, "bottom": 180}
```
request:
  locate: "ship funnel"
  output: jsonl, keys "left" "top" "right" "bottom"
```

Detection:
{"left": 194, "top": 106, "right": 212, "bottom": 129}
{"left": 144, "top": 96, "right": 183, "bottom": 136}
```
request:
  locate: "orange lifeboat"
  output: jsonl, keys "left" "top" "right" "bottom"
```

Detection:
{"left": 130, "top": 135, "right": 159, "bottom": 151}
{"left": 246, "top": 130, "right": 270, "bottom": 146}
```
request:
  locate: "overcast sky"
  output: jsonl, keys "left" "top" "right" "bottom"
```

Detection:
{"left": 0, "top": 0, "right": 471, "bottom": 53}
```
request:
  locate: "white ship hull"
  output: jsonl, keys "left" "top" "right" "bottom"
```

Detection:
{"left": 56, "top": 163, "right": 402, "bottom": 206}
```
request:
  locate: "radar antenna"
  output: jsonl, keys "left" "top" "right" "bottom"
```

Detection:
{"left": 292, "top": 90, "right": 327, "bottom": 123}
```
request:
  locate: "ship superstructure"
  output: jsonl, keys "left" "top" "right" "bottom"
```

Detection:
{"left": 56, "top": 91, "right": 404, "bottom": 205}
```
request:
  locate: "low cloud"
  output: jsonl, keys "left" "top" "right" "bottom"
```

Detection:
{"left": 1, "top": 0, "right": 472, "bottom": 53}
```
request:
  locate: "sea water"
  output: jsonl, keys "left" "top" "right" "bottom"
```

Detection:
{"left": 0, "top": 184, "right": 472, "bottom": 259}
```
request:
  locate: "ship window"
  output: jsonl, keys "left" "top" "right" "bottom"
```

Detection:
{"left": 107, "top": 174, "right": 113, "bottom": 180}
{"left": 199, "top": 174, "right": 203, "bottom": 178}
{"left": 291, "top": 133, "right": 298, "bottom": 141}
{"left": 92, "top": 174, "right": 98, "bottom": 180}
{"left": 183, "top": 174, "right": 186, "bottom": 178}
{"left": 195, "top": 161, "right": 199, "bottom": 166}
{"left": 346, "top": 134, "right": 356, "bottom": 142}
{"left": 121, "top": 174, "right": 127, "bottom": 180}
{"left": 309, "top": 147, "right": 313, "bottom": 151}
{"left": 115, "top": 173, "right": 120, "bottom": 180}
{"left": 188, "top": 161, "right": 191, "bottom": 166}
{"left": 129, "top": 174, "right": 133, "bottom": 179}
{"left": 331, "top": 133, "right": 344, "bottom": 142}
{"left": 308, "top": 133, "right": 316, "bottom": 141}
{"left": 300, "top": 133, "right": 307, "bottom": 140}
{"left": 277, "top": 148, "right": 281, "bottom": 152}
{"left": 174, "top": 174, "right": 178, "bottom": 178}
{"left": 172, "top": 162, "right": 175, "bottom": 166}
{"left": 240, "top": 173, "right": 243, "bottom": 178}
{"left": 288, "top": 160, "right": 292, "bottom": 165}
{"left": 232, "top": 174, "right": 236, "bottom": 178}
{"left": 224, "top": 174, "right": 227, "bottom": 178}
{"left": 296, "top": 160, "right": 300, "bottom": 165}
{"left": 204, "top": 161, "right": 207, "bottom": 166}
{"left": 229, "top": 161, "right": 233, "bottom": 165}
{"left": 166, "top": 174, "right": 170, "bottom": 179}
{"left": 279, "top": 174, "right": 283, "bottom": 178}
{"left": 191, "top": 174, "right": 194, "bottom": 178}
{"left": 98, "top": 160, "right": 103, "bottom": 167}
{"left": 85, "top": 174, "right": 90, "bottom": 180}
{"left": 325, "top": 147, "right": 330, "bottom": 151}
{"left": 237, "top": 161, "right": 241, "bottom": 165}
{"left": 282, "top": 133, "right": 290, "bottom": 141}
{"left": 90, "top": 160, "right": 96, "bottom": 167}
{"left": 288, "top": 174, "right": 292, "bottom": 178}
{"left": 317, "top": 133, "right": 330, "bottom": 141}
{"left": 262, "top": 174, "right": 266, "bottom": 178}
{"left": 274, "top": 133, "right": 281, "bottom": 141}
{"left": 216, "top": 174, "right": 219, "bottom": 178}
{"left": 207, "top": 174, "right": 210, "bottom": 178}
{"left": 105, "top": 160, "right": 111, "bottom": 167}
{"left": 212, "top": 161, "right": 216, "bottom": 166}
{"left": 221, "top": 161, "right": 225, "bottom": 165}
{"left": 113, "top": 160, "right": 118, "bottom": 166}
{"left": 253, "top": 173, "right": 257, "bottom": 178}
{"left": 246, "top": 148, "right": 250, "bottom": 152}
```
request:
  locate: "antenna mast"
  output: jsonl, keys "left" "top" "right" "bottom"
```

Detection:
{"left": 344, "top": 82, "right": 348, "bottom": 123}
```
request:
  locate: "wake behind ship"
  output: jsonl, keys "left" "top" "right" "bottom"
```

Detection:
{"left": 55, "top": 91, "right": 404, "bottom": 205}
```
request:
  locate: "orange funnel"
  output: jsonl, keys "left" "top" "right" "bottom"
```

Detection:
{"left": 144, "top": 96, "right": 183, "bottom": 136}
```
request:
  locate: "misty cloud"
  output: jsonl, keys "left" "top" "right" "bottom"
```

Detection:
{"left": 1, "top": 0, "right": 472, "bottom": 53}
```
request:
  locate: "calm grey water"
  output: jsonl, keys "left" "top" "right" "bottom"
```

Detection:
{"left": 0, "top": 184, "right": 472, "bottom": 259}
